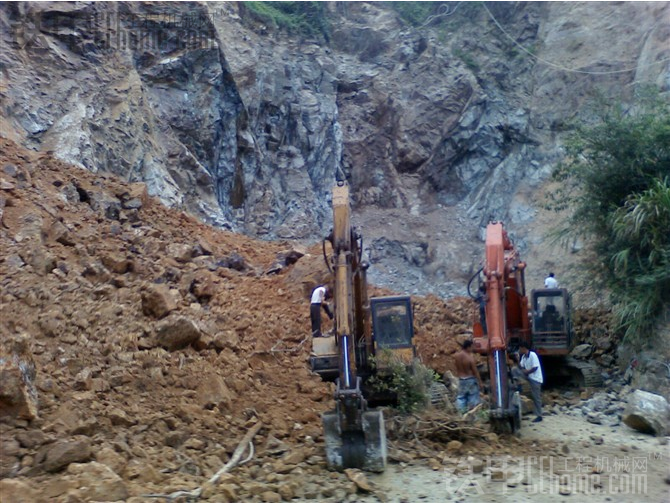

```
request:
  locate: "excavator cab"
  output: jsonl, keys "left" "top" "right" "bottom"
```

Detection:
{"left": 370, "top": 296, "right": 415, "bottom": 359}
{"left": 311, "top": 296, "right": 415, "bottom": 381}
{"left": 530, "top": 288, "right": 572, "bottom": 355}
{"left": 530, "top": 289, "right": 602, "bottom": 387}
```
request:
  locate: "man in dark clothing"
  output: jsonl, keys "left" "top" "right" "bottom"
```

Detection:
{"left": 310, "top": 285, "right": 333, "bottom": 337}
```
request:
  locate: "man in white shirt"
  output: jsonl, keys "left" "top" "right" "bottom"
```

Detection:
{"left": 310, "top": 285, "right": 333, "bottom": 337}
{"left": 513, "top": 341, "right": 544, "bottom": 422}
{"left": 544, "top": 272, "right": 559, "bottom": 289}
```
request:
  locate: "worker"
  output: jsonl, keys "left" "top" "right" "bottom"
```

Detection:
{"left": 544, "top": 272, "right": 559, "bottom": 289}
{"left": 454, "top": 340, "right": 485, "bottom": 413}
{"left": 310, "top": 285, "right": 333, "bottom": 337}
{"left": 512, "top": 341, "right": 544, "bottom": 422}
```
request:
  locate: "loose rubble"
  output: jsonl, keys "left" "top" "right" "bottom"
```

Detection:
{"left": 0, "top": 138, "right": 484, "bottom": 500}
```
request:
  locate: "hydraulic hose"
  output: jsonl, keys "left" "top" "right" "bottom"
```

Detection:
{"left": 467, "top": 266, "right": 484, "bottom": 298}
{"left": 323, "top": 238, "right": 333, "bottom": 274}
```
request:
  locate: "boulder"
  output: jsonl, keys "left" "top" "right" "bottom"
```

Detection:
{"left": 45, "top": 219, "right": 75, "bottom": 246}
{"left": 3, "top": 164, "right": 18, "bottom": 177}
{"left": 446, "top": 440, "right": 463, "bottom": 453}
{"left": 570, "top": 344, "right": 593, "bottom": 359}
{"left": 267, "top": 246, "right": 307, "bottom": 274}
{"left": 87, "top": 190, "right": 121, "bottom": 220}
{"left": 43, "top": 438, "right": 92, "bottom": 472}
{"left": 124, "top": 459, "right": 164, "bottom": 484}
{"left": 107, "top": 408, "right": 136, "bottom": 427}
{"left": 18, "top": 245, "right": 57, "bottom": 275}
{"left": 94, "top": 447, "right": 127, "bottom": 475}
{"left": 0, "top": 479, "right": 38, "bottom": 503}
{"left": 190, "top": 271, "right": 217, "bottom": 302}
{"left": 67, "top": 461, "right": 129, "bottom": 501}
{"left": 168, "top": 243, "right": 194, "bottom": 263}
{"left": 0, "top": 334, "right": 38, "bottom": 420}
{"left": 16, "top": 429, "right": 48, "bottom": 449}
{"left": 520, "top": 395, "right": 534, "bottom": 415}
{"left": 260, "top": 491, "right": 281, "bottom": 503}
{"left": 0, "top": 451, "right": 19, "bottom": 478}
{"left": 155, "top": 316, "right": 201, "bottom": 351}
{"left": 194, "top": 237, "right": 214, "bottom": 256}
{"left": 196, "top": 373, "right": 234, "bottom": 410}
{"left": 142, "top": 284, "right": 177, "bottom": 319}
{"left": 623, "top": 390, "right": 670, "bottom": 436}
{"left": 101, "top": 253, "right": 134, "bottom": 274}
{"left": 118, "top": 182, "right": 150, "bottom": 210}
{"left": 344, "top": 468, "right": 373, "bottom": 492}
{"left": 282, "top": 448, "right": 307, "bottom": 465}
{"left": 3, "top": 209, "right": 42, "bottom": 242}
{"left": 218, "top": 252, "right": 248, "bottom": 271}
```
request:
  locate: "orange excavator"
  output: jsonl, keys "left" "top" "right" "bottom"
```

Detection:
{"left": 470, "top": 222, "right": 601, "bottom": 433}
{"left": 470, "top": 222, "right": 527, "bottom": 433}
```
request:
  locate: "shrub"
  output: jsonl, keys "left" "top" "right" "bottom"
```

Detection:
{"left": 368, "top": 351, "right": 439, "bottom": 414}
{"left": 242, "top": 2, "right": 330, "bottom": 40}
{"left": 550, "top": 87, "right": 670, "bottom": 345}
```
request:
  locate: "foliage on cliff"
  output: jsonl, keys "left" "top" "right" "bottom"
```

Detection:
{"left": 552, "top": 88, "right": 670, "bottom": 345}
{"left": 386, "top": 2, "right": 439, "bottom": 26}
{"left": 242, "top": 2, "right": 330, "bottom": 40}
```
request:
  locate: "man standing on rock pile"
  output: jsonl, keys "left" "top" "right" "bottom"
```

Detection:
{"left": 310, "top": 285, "right": 333, "bottom": 337}
{"left": 513, "top": 341, "right": 544, "bottom": 423}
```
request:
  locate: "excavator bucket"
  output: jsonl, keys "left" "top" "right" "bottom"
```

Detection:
{"left": 322, "top": 409, "right": 387, "bottom": 473}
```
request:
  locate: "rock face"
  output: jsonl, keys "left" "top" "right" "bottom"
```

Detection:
{"left": 622, "top": 390, "right": 670, "bottom": 436}
{"left": 1, "top": 2, "right": 668, "bottom": 296}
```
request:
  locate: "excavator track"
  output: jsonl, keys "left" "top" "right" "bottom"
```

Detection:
{"left": 565, "top": 357, "right": 603, "bottom": 388}
{"left": 429, "top": 382, "right": 451, "bottom": 409}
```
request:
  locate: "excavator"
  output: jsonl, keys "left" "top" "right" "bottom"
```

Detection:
{"left": 470, "top": 222, "right": 601, "bottom": 433}
{"left": 310, "top": 180, "right": 416, "bottom": 472}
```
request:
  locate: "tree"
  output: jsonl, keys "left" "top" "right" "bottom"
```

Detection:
{"left": 551, "top": 88, "right": 670, "bottom": 345}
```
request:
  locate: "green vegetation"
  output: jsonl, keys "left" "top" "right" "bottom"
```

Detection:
{"left": 368, "top": 352, "right": 439, "bottom": 414}
{"left": 242, "top": 2, "right": 330, "bottom": 40}
{"left": 452, "top": 47, "right": 479, "bottom": 72}
{"left": 551, "top": 88, "right": 670, "bottom": 345}
{"left": 386, "top": 2, "right": 439, "bottom": 27}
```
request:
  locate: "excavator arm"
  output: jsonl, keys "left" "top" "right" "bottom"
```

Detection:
{"left": 474, "top": 222, "right": 529, "bottom": 433}
{"left": 321, "top": 181, "right": 387, "bottom": 472}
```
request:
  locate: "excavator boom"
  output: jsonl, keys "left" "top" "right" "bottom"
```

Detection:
{"left": 473, "top": 222, "right": 528, "bottom": 433}
{"left": 321, "top": 181, "right": 387, "bottom": 472}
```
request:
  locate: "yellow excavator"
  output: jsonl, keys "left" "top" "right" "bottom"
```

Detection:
{"left": 310, "top": 180, "right": 416, "bottom": 472}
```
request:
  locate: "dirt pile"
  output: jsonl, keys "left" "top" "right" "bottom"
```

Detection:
{"left": 412, "top": 295, "right": 476, "bottom": 376}
{"left": 0, "top": 137, "right": 337, "bottom": 500}
{"left": 0, "top": 138, "right": 474, "bottom": 501}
